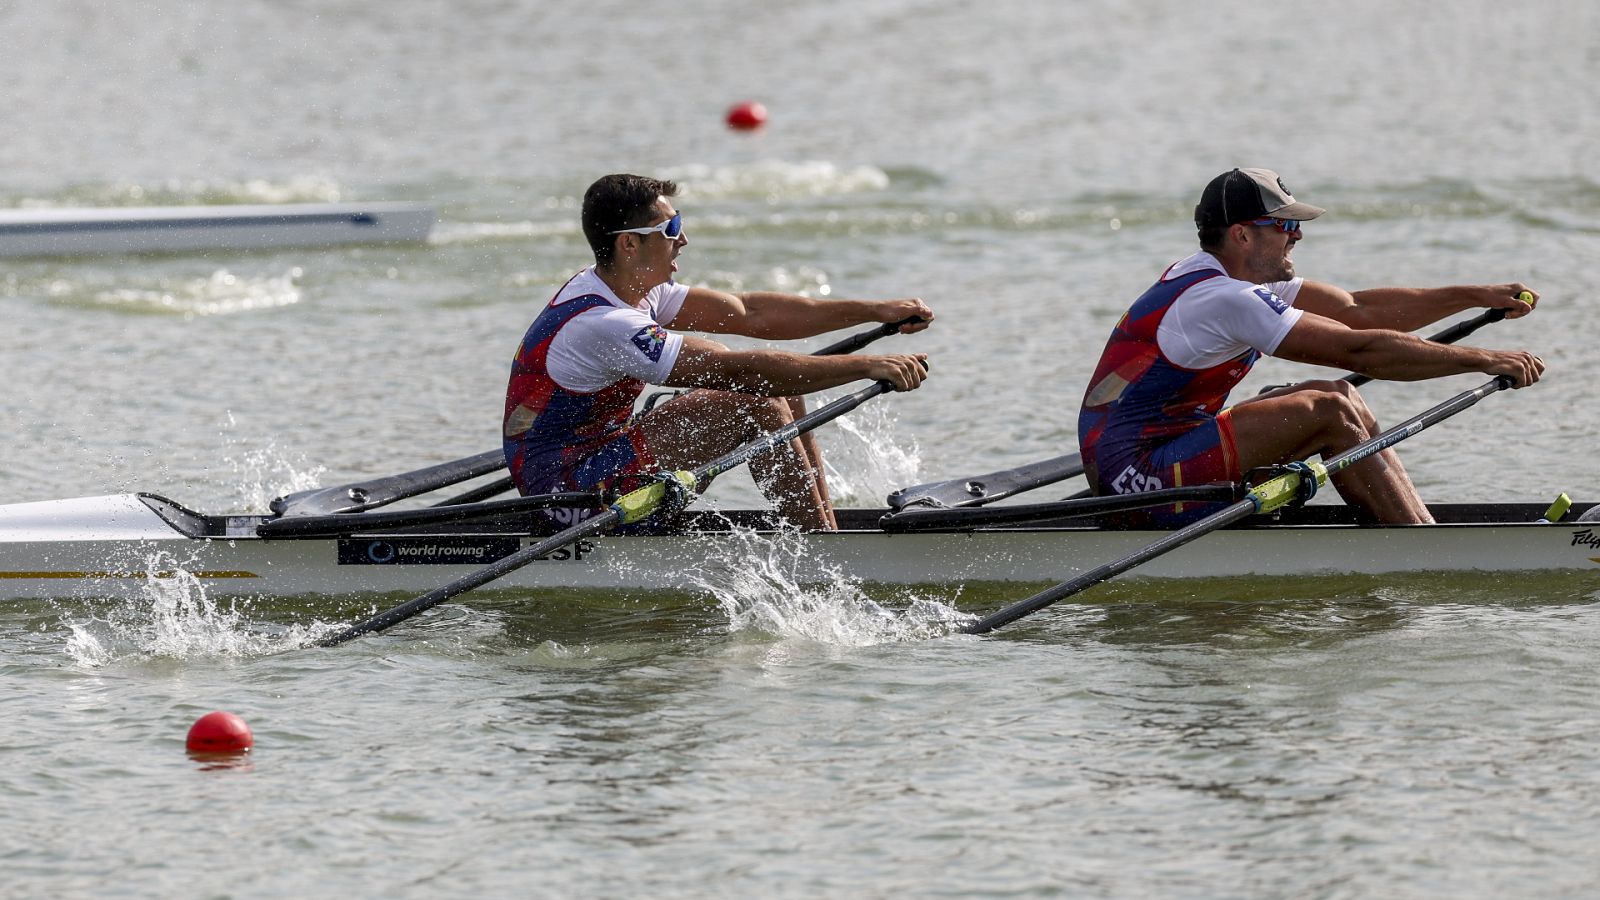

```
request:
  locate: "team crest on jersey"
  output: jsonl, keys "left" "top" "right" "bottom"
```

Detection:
{"left": 1252, "top": 287, "right": 1289, "bottom": 314}
{"left": 631, "top": 324, "right": 669, "bottom": 361}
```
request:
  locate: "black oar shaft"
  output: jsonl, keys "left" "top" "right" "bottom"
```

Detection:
{"left": 699, "top": 380, "right": 893, "bottom": 482}
{"left": 1324, "top": 376, "right": 1511, "bottom": 471}
{"left": 886, "top": 452, "right": 1086, "bottom": 511}
{"left": 271, "top": 449, "right": 509, "bottom": 517}
{"left": 813, "top": 318, "right": 915, "bottom": 356}
{"left": 961, "top": 498, "right": 1258, "bottom": 635}
{"left": 963, "top": 376, "right": 1515, "bottom": 635}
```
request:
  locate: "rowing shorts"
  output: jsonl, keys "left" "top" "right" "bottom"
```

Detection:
{"left": 1090, "top": 411, "right": 1241, "bottom": 528}
{"left": 509, "top": 424, "right": 662, "bottom": 532}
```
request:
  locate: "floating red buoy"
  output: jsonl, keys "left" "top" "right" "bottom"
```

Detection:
{"left": 186, "top": 710, "right": 253, "bottom": 754}
{"left": 725, "top": 101, "right": 768, "bottom": 131}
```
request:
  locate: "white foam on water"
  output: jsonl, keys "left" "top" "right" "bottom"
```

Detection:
{"left": 85, "top": 268, "right": 303, "bottom": 318}
{"left": 663, "top": 160, "right": 891, "bottom": 202}
{"left": 431, "top": 219, "right": 576, "bottom": 244}
{"left": 684, "top": 524, "right": 971, "bottom": 646}
{"left": 23, "top": 174, "right": 346, "bottom": 208}
{"left": 693, "top": 263, "right": 836, "bottom": 298}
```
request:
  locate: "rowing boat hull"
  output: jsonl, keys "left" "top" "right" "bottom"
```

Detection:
{"left": 0, "top": 203, "right": 435, "bottom": 257}
{"left": 2, "top": 494, "right": 1598, "bottom": 601}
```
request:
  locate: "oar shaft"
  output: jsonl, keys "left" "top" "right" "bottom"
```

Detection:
{"left": 887, "top": 452, "right": 1086, "bottom": 511}
{"left": 272, "top": 449, "right": 509, "bottom": 517}
{"left": 697, "top": 380, "right": 894, "bottom": 483}
{"left": 962, "top": 498, "right": 1257, "bottom": 634}
{"left": 1324, "top": 375, "right": 1511, "bottom": 471}
{"left": 258, "top": 491, "right": 602, "bottom": 537}
{"left": 813, "top": 317, "right": 920, "bottom": 356}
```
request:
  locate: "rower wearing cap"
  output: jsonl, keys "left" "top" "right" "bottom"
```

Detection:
{"left": 504, "top": 173, "right": 932, "bottom": 533}
{"left": 1077, "top": 167, "right": 1544, "bottom": 525}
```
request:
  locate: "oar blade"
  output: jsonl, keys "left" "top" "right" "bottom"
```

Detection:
{"left": 887, "top": 453, "right": 1085, "bottom": 510}
{"left": 271, "top": 449, "right": 509, "bottom": 517}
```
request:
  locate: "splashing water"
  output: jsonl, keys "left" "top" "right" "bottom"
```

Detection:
{"left": 683, "top": 524, "right": 970, "bottom": 646}
{"left": 61, "top": 551, "right": 332, "bottom": 665}
{"left": 213, "top": 411, "right": 327, "bottom": 513}
{"left": 820, "top": 400, "right": 920, "bottom": 506}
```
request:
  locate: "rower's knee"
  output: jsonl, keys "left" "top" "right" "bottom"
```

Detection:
{"left": 1304, "top": 384, "right": 1374, "bottom": 441}
{"left": 706, "top": 394, "right": 794, "bottom": 440}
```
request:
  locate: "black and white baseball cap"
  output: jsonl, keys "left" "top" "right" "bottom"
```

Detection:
{"left": 1194, "top": 167, "right": 1326, "bottom": 228}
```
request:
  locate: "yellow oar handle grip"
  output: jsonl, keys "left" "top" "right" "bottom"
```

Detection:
{"left": 1539, "top": 492, "right": 1572, "bottom": 524}
{"left": 1516, "top": 290, "right": 1536, "bottom": 308}
{"left": 1248, "top": 461, "right": 1329, "bottom": 514}
{"left": 611, "top": 471, "right": 698, "bottom": 525}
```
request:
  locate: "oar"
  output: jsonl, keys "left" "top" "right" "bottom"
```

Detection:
{"left": 887, "top": 453, "right": 1084, "bottom": 510}
{"left": 256, "top": 491, "right": 603, "bottom": 538}
{"left": 317, "top": 376, "right": 912, "bottom": 647}
{"left": 962, "top": 375, "right": 1517, "bottom": 635}
{"left": 900, "top": 306, "right": 1518, "bottom": 510}
{"left": 271, "top": 449, "right": 508, "bottom": 518}
{"left": 812, "top": 318, "right": 918, "bottom": 356}
{"left": 270, "top": 318, "right": 922, "bottom": 518}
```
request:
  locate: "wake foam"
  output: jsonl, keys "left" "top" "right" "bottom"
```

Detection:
{"left": 683, "top": 523, "right": 970, "bottom": 645}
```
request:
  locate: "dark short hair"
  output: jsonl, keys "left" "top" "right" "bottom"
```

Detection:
{"left": 1197, "top": 224, "right": 1228, "bottom": 252}
{"left": 582, "top": 174, "right": 678, "bottom": 266}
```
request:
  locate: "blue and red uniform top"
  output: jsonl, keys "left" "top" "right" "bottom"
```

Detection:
{"left": 1078, "top": 252, "right": 1302, "bottom": 499}
{"left": 503, "top": 268, "right": 687, "bottom": 504}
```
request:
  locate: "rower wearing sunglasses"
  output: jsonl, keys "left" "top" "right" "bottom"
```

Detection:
{"left": 1076, "top": 166, "right": 1543, "bottom": 526}
{"left": 503, "top": 173, "right": 933, "bottom": 532}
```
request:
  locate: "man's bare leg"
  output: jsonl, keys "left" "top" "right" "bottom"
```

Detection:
{"left": 639, "top": 389, "right": 835, "bottom": 530}
{"left": 1229, "top": 380, "right": 1433, "bottom": 523}
{"left": 785, "top": 396, "right": 834, "bottom": 511}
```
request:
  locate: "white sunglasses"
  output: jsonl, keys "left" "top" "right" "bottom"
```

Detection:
{"left": 609, "top": 213, "right": 684, "bottom": 239}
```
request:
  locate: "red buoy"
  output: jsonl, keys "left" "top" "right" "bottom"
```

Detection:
{"left": 186, "top": 710, "right": 253, "bottom": 754}
{"left": 725, "top": 101, "right": 768, "bottom": 131}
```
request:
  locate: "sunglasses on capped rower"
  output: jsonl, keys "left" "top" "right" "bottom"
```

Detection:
{"left": 1246, "top": 217, "right": 1301, "bottom": 234}
{"left": 609, "top": 213, "right": 684, "bottom": 239}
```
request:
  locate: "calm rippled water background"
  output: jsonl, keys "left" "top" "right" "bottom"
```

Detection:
{"left": 5, "top": 1, "right": 1600, "bottom": 896}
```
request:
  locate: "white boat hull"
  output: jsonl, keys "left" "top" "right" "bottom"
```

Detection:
{"left": 0, "top": 202, "right": 435, "bottom": 257}
{"left": 2, "top": 494, "right": 1598, "bottom": 601}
